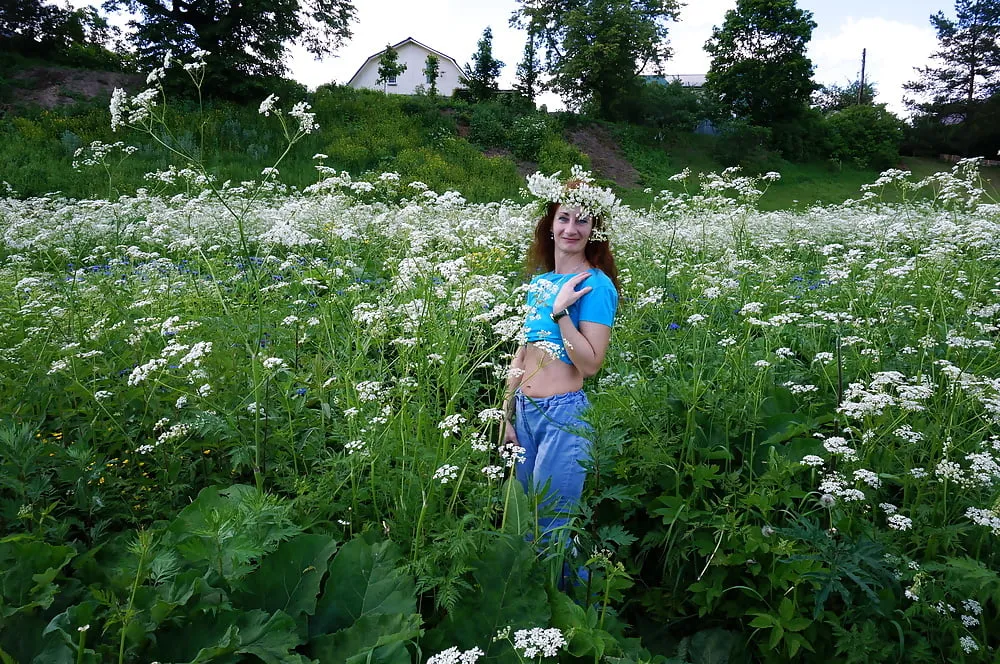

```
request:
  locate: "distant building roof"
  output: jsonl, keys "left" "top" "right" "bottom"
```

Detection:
{"left": 642, "top": 74, "right": 706, "bottom": 87}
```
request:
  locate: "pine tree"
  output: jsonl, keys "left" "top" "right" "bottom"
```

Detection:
{"left": 515, "top": 29, "right": 542, "bottom": 102}
{"left": 464, "top": 27, "right": 504, "bottom": 102}
{"left": 904, "top": 0, "right": 1000, "bottom": 120}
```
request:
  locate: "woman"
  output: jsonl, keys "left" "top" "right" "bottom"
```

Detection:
{"left": 503, "top": 172, "right": 621, "bottom": 542}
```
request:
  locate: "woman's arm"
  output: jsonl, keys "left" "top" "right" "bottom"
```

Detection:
{"left": 551, "top": 272, "right": 614, "bottom": 377}
{"left": 556, "top": 319, "right": 611, "bottom": 378}
{"left": 503, "top": 345, "right": 527, "bottom": 443}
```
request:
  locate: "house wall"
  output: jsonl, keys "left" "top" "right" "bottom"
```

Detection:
{"left": 350, "top": 41, "right": 464, "bottom": 96}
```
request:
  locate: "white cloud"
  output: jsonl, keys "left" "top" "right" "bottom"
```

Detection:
{"left": 808, "top": 17, "right": 938, "bottom": 115}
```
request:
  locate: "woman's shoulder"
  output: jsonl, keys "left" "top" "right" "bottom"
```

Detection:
{"left": 587, "top": 268, "right": 617, "bottom": 293}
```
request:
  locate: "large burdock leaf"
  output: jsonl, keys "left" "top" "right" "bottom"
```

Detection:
{"left": 0, "top": 534, "right": 75, "bottom": 618}
{"left": 310, "top": 613, "right": 421, "bottom": 664}
{"left": 432, "top": 534, "right": 550, "bottom": 658}
{"left": 235, "top": 533, "right": 338, "bottom": 623}
{"left": 151, "top": 609, "right": 305, "bottom": 664}
{"left": 310, "top": 533, "right": 416, "bottom": 638}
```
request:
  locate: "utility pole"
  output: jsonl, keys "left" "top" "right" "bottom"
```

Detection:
{"left": 858, "top": 49, "right": 867, "bottom": 105}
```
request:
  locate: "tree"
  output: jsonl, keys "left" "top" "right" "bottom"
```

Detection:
{"left": 464, "top": 27, "right": 504, "bottom": 101}
{"left": 376, "top": 43, "right": 407, "bottom": 93}
{"left": 704, "top": 0, "right": 818, "bottom": 127}
{"left": 423, "top": 54, "right": 441, "bottom": 97}
{"left": 512, "top": 0, "right": 681, "bottom": 119}
{"left": 904, "top": 1, "right": 1000, "bottom": 130}
{"left": 515, "top": 29, "right": 542, "bottom": 102}
{"left": 1, "top": 1, "right": 117, "bottom": 61}
{"left": 102, "top": 0, "right": 355, "bottom": 87}
{"left": 828, "top": 104, "right": 905, "bottom": 170}
{"left": 813, "top": 79, "right": 878, "bottom": 113}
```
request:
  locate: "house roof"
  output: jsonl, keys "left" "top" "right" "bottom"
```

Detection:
{"left": 347, "top": 37, "right": 464, "bottom": 86}
{"left": 642, "top": 74, "right": 707, "bottom": 87}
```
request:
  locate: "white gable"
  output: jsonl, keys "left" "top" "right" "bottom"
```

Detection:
{"left": 348, "top": 38, "right": 465, "bottom": 96}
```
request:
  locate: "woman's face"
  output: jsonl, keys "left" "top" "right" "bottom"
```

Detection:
{"left": 552, "top": 204, "right": 593, "bottom": 255}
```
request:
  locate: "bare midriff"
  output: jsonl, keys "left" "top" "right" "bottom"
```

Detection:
{"left": 517, "top": 342, "right": 584, "bottom": 398}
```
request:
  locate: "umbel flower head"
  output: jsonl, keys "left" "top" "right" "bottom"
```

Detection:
{"left": 525, "top": 165, "right": 620, "bottom": 241}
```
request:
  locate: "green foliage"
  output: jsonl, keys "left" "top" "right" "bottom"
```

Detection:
{"left": 103, "top": 0, "right": 356, "bottom": 93}
{"left": 813, "top": 79, "right": 878, "bottom": 113}
{"left": 430, "top": 535, "right": 550, "bottom": 658}
{"left": 624, "top": 79, "right": 705, "bottom": 138}
{"left": 904, "top": 0, "right": 1000, "bottom": 112}
{"left": 903, "top": 0, "right": 1000, "bottom": 157}
{"left": 377, "top": 44, "right": 407, "bottom": 90}
{"left": 828, "top": 104, "right": 905, "bottom": 170}
{"left": 0, "top": 2, "right": 122, "bottom": 69}
{"left": 705, "top": 0, "right": 819, "bottom": 127}
{"left": 423, "top": 54, "right": 441, "bottom": 97}
{"left": 514, "top": 30, "right": 542, "bottom": 102}
{"left": 513, "top": 0, "right": 681, "bottom": 119}
{"left": 713, "top": 119, "right": 774, "bottom": 168}
{"left": 310, "top": 534, "right": 417, "bottom": 638}
{"left": 463, "top": 27, "right": 504, "bottom": 102}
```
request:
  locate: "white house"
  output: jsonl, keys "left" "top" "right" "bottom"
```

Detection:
{"left": 347, "top": 38, "right": 465, "bottom": 96}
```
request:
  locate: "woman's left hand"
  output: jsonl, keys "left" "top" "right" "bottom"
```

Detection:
{"left": 552, "top": 272, "right": 592, "bottom": 312}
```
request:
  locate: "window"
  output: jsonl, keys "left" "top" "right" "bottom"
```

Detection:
{"left": 388, "top": 75, "right": 397, "bottom": 86}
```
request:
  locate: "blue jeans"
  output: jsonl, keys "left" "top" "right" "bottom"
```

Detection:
{"left": 513, "top": 389, "right": 592, "bottom": 540}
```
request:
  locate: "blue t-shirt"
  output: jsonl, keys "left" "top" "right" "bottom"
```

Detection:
{"left": 522, "top": 268, "right": 618, "bottom": 365}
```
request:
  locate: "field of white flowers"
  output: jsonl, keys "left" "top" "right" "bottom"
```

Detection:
{"left": 1, "top": 68, "right": 999, "bottom": 663}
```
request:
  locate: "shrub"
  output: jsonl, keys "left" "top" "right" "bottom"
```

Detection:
{"left": 828, "top": 104, "right": 905, "bottom": 170}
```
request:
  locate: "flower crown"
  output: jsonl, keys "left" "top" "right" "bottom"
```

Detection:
{"left": 525, "top": 166, "right": 620, "bottom": 242}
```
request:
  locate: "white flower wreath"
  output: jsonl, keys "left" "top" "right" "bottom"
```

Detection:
{"left": 524, "top": 165, "right": 621, "bottom": 241}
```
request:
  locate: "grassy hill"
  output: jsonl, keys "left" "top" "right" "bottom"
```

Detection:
{"left": 1, "top": 63, "right": 998, "bottom": 207}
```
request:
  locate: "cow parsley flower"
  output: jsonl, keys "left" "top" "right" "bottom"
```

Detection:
{"left": 433, "top": 464, "right": 459, "bottom": 484}
{"left": 426, "top": 646, "right": 484, "bottom": 664}
{"left": 513, "top": 627, "right": 567, "bottom": 658}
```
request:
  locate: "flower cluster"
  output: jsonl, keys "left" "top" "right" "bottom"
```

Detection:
{"left": 525, "top": 166, "right": 620, "bottom": 241}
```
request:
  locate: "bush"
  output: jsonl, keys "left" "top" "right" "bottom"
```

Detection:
{"left": 828, "top": 104, "right": 905, "bottom": 170}
{"left": 714, "top": 119, "right": 773, "bottom": 169}
{"left": 508, "top": 116, "right": 549, "bottom": 161}
{"left": 468, "top": 102, "right": 511, "bottom": 149}
{"left": 769, "top": 107, "right": 832, "bottom": 162}
{"left": 536, "top": 135, "right": 590, "bottom": 175}
{"left": 624, "top": 79, "right": 704, "bottom": 139}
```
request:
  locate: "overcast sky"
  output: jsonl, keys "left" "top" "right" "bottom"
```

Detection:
{"left": 76, "top": 0, "right": 951, "bottom": 115}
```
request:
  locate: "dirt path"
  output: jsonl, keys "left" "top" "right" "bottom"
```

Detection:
{"left": 566, "top": 124, "right": 641, "bottom": 188}
{"left": 10, "top": 67, "right": 143, "bottom": 109}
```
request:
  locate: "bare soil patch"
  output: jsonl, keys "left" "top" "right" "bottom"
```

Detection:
{"left": 9, "top": 67, "right": 143, "bottom": 109}
{"left": 566, "top": 124, "right": 641, "bottom": 188}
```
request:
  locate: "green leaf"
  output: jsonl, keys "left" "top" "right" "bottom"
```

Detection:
{"left": 689, "top": 628, "right": 739, "bottom": 664}
{"left": 310, "top": 533, "right": 416, "bottom": 638}
{"left": 767, "top": 624, "right": 784, "bottom": 651}
{"left": 153, "top": 609, "right": 303, "bottom": 664}
{"left": 309, "top": 613, "right": 421, "bottom": 664}
{"left": 164, "top": 484, "right": 299, "bottom": 582}
{"left": 0, "top": 535, "right": 75, "bottom": 618}
{"left": 500, "top": 478, "right": 533, "bottom": 535}
{"left": 236, "top": 533, "right": 338, "bottom": 621}
{"left": 785, "top": 617, "right": 811, "bottom": 632}
{"left": 778, "top": 597, "right": 794, "bottom": 622}
{"left": 434, "top": 535, "right": 550, "bottom": 655}
{"left": 748, "top": 614, "right": 774, "bottom": 629}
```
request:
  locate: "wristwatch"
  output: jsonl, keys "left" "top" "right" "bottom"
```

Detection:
{"left": 550, "top": 308, "right": 570, "bottom": 323}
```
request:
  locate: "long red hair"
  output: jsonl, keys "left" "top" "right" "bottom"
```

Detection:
{"left": 525, "top": 201, "right": 621, "bottom": 293}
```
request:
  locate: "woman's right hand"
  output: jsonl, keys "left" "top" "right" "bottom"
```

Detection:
{"left": 503, "top": 420, "right": 518, "bottom": 445}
